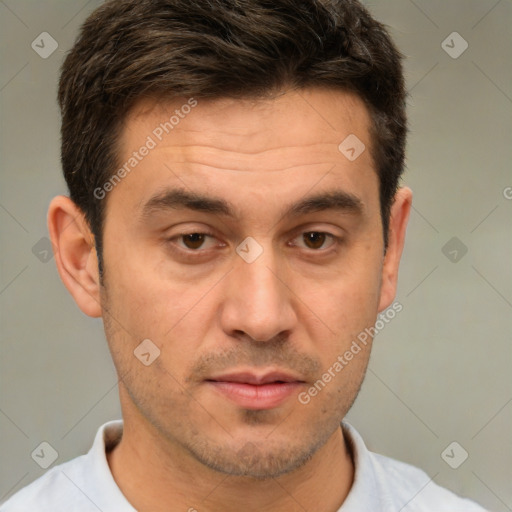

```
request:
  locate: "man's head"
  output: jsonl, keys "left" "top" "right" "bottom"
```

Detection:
{"left": 57, "top": 0, "right": 407, "bottom": 274}
{"left": 49, "top": 0, "right": 411, "bottom": 480}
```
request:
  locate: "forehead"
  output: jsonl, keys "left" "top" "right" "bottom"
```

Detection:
{"left": 122, "top": 88, "right": 373, "bottom": 163}
{"left": 106, "top": 88, "right": 378, "bottom": 223}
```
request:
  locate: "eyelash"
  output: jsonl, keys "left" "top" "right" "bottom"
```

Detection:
{"left": 167, "top": 231, "right": 340, "bottom": 257}
{"left": 171, "top": 231, "right": 221, "bottom": 252}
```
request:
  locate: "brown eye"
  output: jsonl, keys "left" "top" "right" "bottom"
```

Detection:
{"left": 181, "top": 233, "right": 206, "bottom": 249}
{"left": 303, "top": 232, "right": 327, "bottom": 249}
{"left": 168, "top": 231, "right": 226, "bottom": 259}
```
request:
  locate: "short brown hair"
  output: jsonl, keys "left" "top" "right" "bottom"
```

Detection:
{"left": 58, "top": 0, "right": 407, "bottom": 273}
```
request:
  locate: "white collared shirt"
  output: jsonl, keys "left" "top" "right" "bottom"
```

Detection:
{"left": 0, "top": 420, "right": 488, "bottom": 511}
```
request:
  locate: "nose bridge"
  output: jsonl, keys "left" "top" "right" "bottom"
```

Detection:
{"left": 220, "top": 238, "right": 296, "bottom": 342}
{"left": 241, "top": 252, "right": 280, "bottom": 308}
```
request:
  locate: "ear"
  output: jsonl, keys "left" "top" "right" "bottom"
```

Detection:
{"left": 47, "top": 195, "right": 102, "bottom": 317}
{"left": 378, "top": 186, "right": 412, "bottom": 312}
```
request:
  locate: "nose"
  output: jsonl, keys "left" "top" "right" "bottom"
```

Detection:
{"left": 219, "top": 243, "right": 297, "bottom": 343}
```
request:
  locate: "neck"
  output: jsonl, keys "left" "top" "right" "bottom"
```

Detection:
{"left": 107, "top": 413, "right": 354, "bottom": 512}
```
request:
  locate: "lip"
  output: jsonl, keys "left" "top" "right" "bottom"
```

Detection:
{"left": 206, "top": 370, "right": 305, "bottom": 410}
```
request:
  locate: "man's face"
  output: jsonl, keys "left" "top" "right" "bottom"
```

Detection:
{"left": 100, "top": 88, "right": 391, "bottom": 478}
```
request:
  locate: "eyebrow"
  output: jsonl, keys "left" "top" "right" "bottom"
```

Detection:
{"left": 140, "top": 187, "right": 363, "bottom": 223}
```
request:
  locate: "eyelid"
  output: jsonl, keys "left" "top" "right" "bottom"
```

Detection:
{"left": 288, "top": 231, "right": 339, "bottom": 251}
{"left": 169, "top": 231, "right": 221, "bottom": 251}
{"left": 165, "top": 225, "right": 343, "bottom": 258}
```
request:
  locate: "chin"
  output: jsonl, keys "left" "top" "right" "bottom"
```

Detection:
{"left": 184, "top": 429, "right": 329, "bottom": 480}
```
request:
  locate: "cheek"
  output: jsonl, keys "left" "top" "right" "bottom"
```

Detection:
{"left": 102, "top": 252, "right": 222, "bottom": 376}
{"left": 105, "top": 239, "right": 198, "bottom": 325}
{"left": 298, "top": 247, "right": 383, "bottom": 349}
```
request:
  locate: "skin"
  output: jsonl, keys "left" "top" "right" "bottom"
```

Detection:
{"left": 48, "top": 87, "right": 412, "bottom": 512}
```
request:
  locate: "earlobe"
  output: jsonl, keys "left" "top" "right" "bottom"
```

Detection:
{"left": 377, "top": 186, "right": 412, "bottom": 312}
{"left": 47, "top": 196, "right": 102, "bottom": 318}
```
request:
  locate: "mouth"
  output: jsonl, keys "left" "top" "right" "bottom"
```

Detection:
{"left": 205, "top": 371, "right": 306, "bottom": 410}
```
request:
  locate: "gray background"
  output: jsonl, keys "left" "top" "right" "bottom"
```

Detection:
{"left": 1, "top": 0, "right": 511, "bottom": 510}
